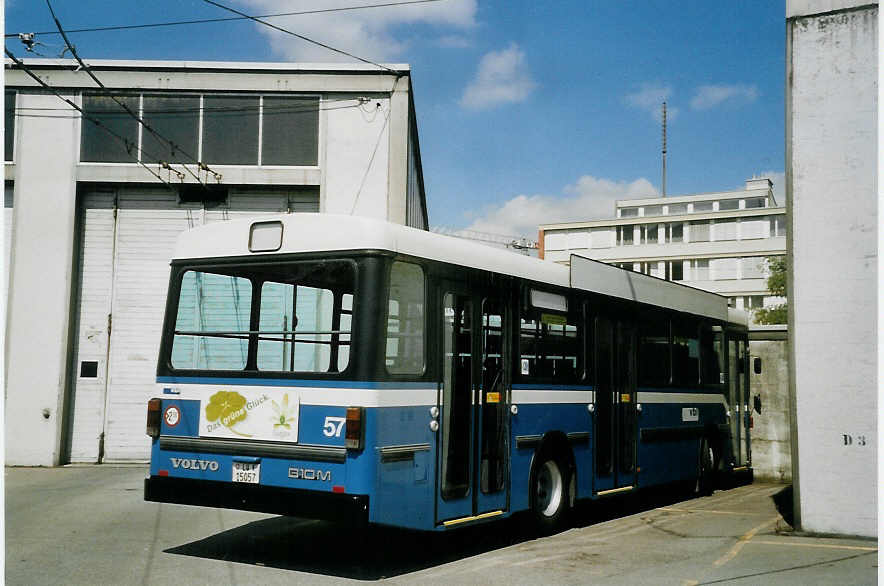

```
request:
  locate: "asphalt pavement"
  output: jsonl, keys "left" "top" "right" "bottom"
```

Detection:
{"left": 5, "top": 465, "right": 878, "bottom": 584}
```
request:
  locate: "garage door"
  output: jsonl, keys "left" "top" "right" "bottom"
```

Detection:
{"left": 67, "top": 186, "right": 318, "bottom": 462}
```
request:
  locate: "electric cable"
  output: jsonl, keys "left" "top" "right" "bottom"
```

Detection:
{"left": 5, "top": 0, "right": 444, "bottom": 38}
{"left": 202, "top": 0, "right": 402, "bottom": 74}
{"left": 5, "top": 48, "right": 178, "bottom": 191}
{"left": 46, "top": 0, "right": 220, "bottom": 186}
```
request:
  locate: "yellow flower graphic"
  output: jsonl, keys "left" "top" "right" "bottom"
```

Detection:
{"left": 271, "top": 393, "right": 297, "bottom": 429}
{"left": 205, "top": 390, "right": 251, "bottom": 437}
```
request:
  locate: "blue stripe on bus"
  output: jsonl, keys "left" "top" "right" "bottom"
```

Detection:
{"left": 156, "top": 376, "right": 436, "bottom": 390}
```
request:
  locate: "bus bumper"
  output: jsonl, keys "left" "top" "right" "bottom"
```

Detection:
{"left": 144, "top": 475, "right": 369, "bottom": 525}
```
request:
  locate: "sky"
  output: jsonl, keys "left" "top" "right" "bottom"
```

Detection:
{"left": 5, "top": 1, "right": 786, "bottom": 239}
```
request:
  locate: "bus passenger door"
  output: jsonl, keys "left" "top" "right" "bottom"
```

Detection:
{"left": 436, "top": 288, "right": 509, "bottom": 525}
{"left": 727, "top": 333, "right": 750, "bottom": 469}
{"left": 437, "top": 291, "right": 475, "bottom": 523}
{"left": 594, "top": 317, "right": 637, "bottom": 494}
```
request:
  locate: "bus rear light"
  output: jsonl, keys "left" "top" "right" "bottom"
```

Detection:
{"left": 332, "top": 485, "right": 345, "bottom": 493}
{"left": 146, "top": 398, "right": 162, "bottom": 438}
{"left": 345, "top": 407, "right": 364, "bottom": 451}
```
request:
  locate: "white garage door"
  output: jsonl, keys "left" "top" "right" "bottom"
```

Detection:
{"left": 68, "top": 186, "right": 318, "bottom": 462}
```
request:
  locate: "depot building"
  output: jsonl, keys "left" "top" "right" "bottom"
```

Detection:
{"left": 4, "top": 59, "right": 428, "bottom": 465}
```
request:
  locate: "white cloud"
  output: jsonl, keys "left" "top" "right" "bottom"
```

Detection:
{"left": 461, "top": 175, "right": 658, "bottom": 237}
{"left": 625, "top": 83, "right": 678, "bottom": 121}
{"left": 236, "top": 0, "right": 477, "bottom": 62}
{"left": 460, "top": 43, "right": 537, "bottom": 110}
{"left": 690, "top": 84, "right": 759, "bottom": 110}
{"left": 436, "top": 35, "right": 473, "bottom": 49}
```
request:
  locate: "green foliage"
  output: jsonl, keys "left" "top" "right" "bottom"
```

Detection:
{"left": 754, "top": 256, "right": 787, "bottom": 325}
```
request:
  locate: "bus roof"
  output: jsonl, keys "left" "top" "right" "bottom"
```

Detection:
{"left": 173, "top": 213, "right": 743, "bottom": 324}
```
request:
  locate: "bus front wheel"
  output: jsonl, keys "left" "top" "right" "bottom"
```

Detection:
{"left": 531, "top": 450, "right": 571, "bottom": 533}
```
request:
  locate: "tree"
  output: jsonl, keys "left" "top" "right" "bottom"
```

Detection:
{"left": 754, "top": 256, "right": 787, "bottom": 324}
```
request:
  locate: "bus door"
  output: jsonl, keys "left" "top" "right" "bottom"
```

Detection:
{"left": 436, "top": 286, "right": 509, "bottom": 525}
{"left": 726, "top": 333, "right": 751, "bottom": 469}
{"left": 594, "top": 317, "right": 638, "bottom": 494}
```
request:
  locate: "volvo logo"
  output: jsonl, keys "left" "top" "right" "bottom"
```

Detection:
{"left": 170, "top": 457, "right": 219, "bottom": 471}
{"left": 288, "top": 467, "right": 331, "bottom": 481}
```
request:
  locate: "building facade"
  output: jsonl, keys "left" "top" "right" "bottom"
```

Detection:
{"left": 4, "top": 59, "right": 428, "bottom": 465}
{"left": 786, "top": 0, "right": 877, "bottom": 537}
{"left": 539, "top": 178, "right": 786, "bottom": 316}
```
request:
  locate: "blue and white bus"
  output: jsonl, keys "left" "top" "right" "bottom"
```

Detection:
{"left": 145, "top": 214, "right": 753, "bottom": 531}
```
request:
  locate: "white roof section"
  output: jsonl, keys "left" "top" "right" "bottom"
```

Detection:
{"left": 5, "top": 58, "right": 409, "bottom": 73}
{"left": 173, "top": 214, "right": 570, "bottom": 287}
{"left": 173, "top": 214, "right": 740, "bottom": 324}
{"left": 569, "top": 254, "right": 730, "bottom": 322}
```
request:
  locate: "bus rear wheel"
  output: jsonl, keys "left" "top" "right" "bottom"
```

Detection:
{"left": 694, "top": 436, "right": 716, "bottom": 496}
{"left": 531, "top": 451, "right": 571, "bottom": 532}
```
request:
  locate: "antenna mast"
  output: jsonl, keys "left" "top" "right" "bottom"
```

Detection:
{"left": 662, "top": 101, "right": 667, "bottom": 197}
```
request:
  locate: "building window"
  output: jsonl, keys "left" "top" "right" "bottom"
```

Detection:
{"left": 745, "top": 197, "right": 766, "bottom": 209}
{"left": 261, "top": 96, "right": 319, "bottom": 166}
{"left": 666, "top": 223, "right": 684, "bottom": 243}
{"left": 666, "top": 260, "right": 684, "bottom": 281}
{"left": 617, "top": 225, "right": 634, "bottom": 245}
{"left": 711, "top": 257, "right": 739, "bottom": 280}
{"left": 741, "top": 257, "right": 765, "bottom": 279}
{"left": 202, "top": 95, "right": 259, "bottom": 165}
{"left": 690, "top": 259, "right": 710, "bottom": 280}
{"left": 713, "top": 219, "right": 737, "bottom": 241}
{"left": 141, "top": 94, "right": 200, "bottom": 164}
{"left": 667, "top": 203, "right": 687, "bottom": 215}
{"left": 772, "top": 215, "right": 787, "bottom": 237}
{"left": 640, "top": 224, "right": 658, "bottom": 244}
{"left": 743, "top": 295, "right": 765, "bottom": 309}
{"left": 690, "top": 221, "right": 710, "bottom": 242}
{"left": 719, "top": 199, "right": 739, "bottom": 211}
{"left": 79, "top": 91, "right": 320, "bottom": 167}
{"left": 5, "top": 90, "right": 14, "bottom": 162}
{"left": 692, "top": 201, "right": 713, "bottom": 213}
{"left": 620, "top": 207, "right": 638, "bottom": 218}
{"left": 644, "top": 205, "right": 662, "bottom": 217}
{"left": 741, "top": 217, "right": 769, "bottom": 240}
{"left": 81, "top": 93, "right": 140, "bottom": 163}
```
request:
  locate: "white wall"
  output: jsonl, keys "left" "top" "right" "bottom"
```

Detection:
{"left": 322, "top": 96, "right": 391, "bottom": 220}
{"left": 5, "top": 93, "right": 80, "bottom": 465}
{"left": 787, "top": 1, "right": 877, "bottom": 537}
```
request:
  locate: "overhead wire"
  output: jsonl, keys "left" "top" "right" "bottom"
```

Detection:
{"left": 4, "top": 0, "right": 444, "bottom": 38}
{"left": 5, "top": 48, "right": 179, "bottom": 191}
{"left": 45, "top": 0, "right": 220, "bottom": 186}
{"left": 202, "top": 0, "right": 402, "bottom": 74}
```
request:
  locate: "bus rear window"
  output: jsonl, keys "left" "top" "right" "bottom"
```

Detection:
{"left": 171, "top": 272, "right": 252, "bottom": 370}
{"left": 169, "top": 260, "right": 355, "bottom": 373}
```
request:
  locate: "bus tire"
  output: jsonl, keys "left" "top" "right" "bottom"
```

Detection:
{"left": 530, "top": 448, "right": 571, "bottom": 533}
{"left": 695, "top": 436, "right": 716, "bottom": 496}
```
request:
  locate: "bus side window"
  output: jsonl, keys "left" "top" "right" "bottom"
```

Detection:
{"left": 385, "top": 261, "right": 426, "bottom": 375}
{"left": 519, "top": 291, "right": 580, "bottom": 383}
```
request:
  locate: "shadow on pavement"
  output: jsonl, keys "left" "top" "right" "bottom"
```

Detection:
{"left": 164, "top": 483, "right": 736, "bottom": 580}
{"left": 771, "top": 484, "right": 794, "bottom": 527}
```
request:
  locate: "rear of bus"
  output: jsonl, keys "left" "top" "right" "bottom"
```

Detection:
{"left": 144, "top": 217, "right": 432, "bottom": 528}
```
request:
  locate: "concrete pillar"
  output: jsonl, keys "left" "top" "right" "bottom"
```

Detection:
{"left": 786, "top": 0, "right": 877, "bottom": 536}
{"left": 5, "top": 92, "right": 79, "bottom": 465}
{"left": 386, "top": 76, "right": 410, "bottom": 226}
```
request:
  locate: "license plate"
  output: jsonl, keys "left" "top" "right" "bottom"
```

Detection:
{"left": 232, "top": 461, "right": 260, "bottom": 484}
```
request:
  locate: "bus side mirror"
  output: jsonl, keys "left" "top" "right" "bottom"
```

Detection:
{"left": 753, "top": 357, "right": 762, "bottom": 375}
{"left": 753, "top": 394, "right": 762, "bottom": 414}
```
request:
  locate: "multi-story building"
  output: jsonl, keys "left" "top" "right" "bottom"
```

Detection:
{"left": 539, "top": 178, "right": 786, "bottom": 315}
{"left": 4, "top": 58, "right": 428, "bottom": 465}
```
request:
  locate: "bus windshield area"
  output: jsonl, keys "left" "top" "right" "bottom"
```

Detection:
{"left": 170, "top": 260, "right": 355, "bottom": 373}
